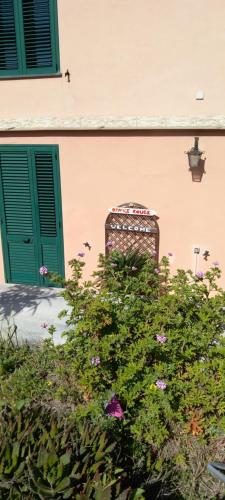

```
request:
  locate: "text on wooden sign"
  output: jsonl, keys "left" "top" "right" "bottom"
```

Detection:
{"left": 106, "top": 223, "right": 157, "bottom": 233}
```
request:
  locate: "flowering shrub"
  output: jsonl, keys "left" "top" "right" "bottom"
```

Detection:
{"left": 2, "top": 251, "right": 225, "bottom": 497}
{"left": 59, "top": 251, "right": 225, "bottom": 464}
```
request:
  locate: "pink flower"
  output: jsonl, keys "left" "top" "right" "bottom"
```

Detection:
{"left": 39, "top": 266, "right": 48, "bottom": 275}
{"left": 151, "top": 250, "right": 157, "bottom": 257}
{"left": 111, "top": 262, "right": 117, "bottom": 268}
{"left": 106, "top": 241, "right": 113, "bottom": 248}
{"left": 196, "top": 271, "right": 204, "bottom": 279}
{"left": 91, "top": 356, "right": 100, "bottom": 366}
{"left": 156, "top": 335, "right": 167, "bottom": 344}
{"left": 106, "top": 396, "right": 124, "bottom": 419}
{"left": 41, "top": 323, "right": 48, "bottom": 329}
{"left": 131, "top": 266, "right": 137, "bottom": 271}
{"left": 77, "top": 252, "right": 85, "bottom": 258}
{"left": 154, "top": 268, "right": 160, "bottom": 274}
{"left": 156, "top": 380, "right": 167, "bottom": 390}
{"left": 212, "top": 261, "right": 220, "bottom": 268}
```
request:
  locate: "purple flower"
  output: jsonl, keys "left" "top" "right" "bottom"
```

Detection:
{"left": 156, "top": 335, "right": 167, "bottom": 344}
{"left": 77, "top": 252, "right": 85, "bottom": 258}
{"left": 168, "top": 252, "right": 173, "bottom": 257}
{"left": 106, "top": 395, "right": 124, "bottom": 419}
{"left": 154, "top": 268, "right": 160, "bottom": 274}
{"left": 91, "top": 356, "right": 100, "bottom": 366}
{"left": 41, "top": 323, "right": 48, "bottom": 329}
{"left": 156, "top": 380, "right": 167, "bottom": 390}
{"left": 196, "top": 271, "right": 204, "bottom": 279}
{"left": 39, "top": 266, "right": 48, "bottom": 275}
{"left": 106, "top": 240, "right": 113, "bottom": 248}
{"left": 212, "top": 261, "right": 220, "bottom": 268}
{"left": 151, "top": 250, "right": 157, "bottom": 256}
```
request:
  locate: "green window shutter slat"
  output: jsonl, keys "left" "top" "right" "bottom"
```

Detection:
{"left": 0, "top": 0, "right": 18, "bottom": 71}
{"left": 8, "top": 242, "right": 37, "bottom": 284}
{"left": 35, "top": 152, "right": 57, "bottom": 237}
{"left": 0, "top": 152, "right": 33, "bottom": 235}
{"left": 22, "top": 0, "right": 53, "bottom": 70}
{"left": 42, "top": 244, "right": 60, "bottom": 274}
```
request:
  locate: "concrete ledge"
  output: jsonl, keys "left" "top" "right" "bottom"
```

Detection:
{"left": 1, "top": 115, "right": 225, "bottom": 131}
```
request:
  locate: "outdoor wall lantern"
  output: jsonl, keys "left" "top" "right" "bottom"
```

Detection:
{"left": 185, "top": 137, "right": 204, "bottom": 168}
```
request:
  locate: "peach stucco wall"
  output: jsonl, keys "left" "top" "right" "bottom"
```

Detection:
{"left": 1, "top": 0, "right": 225, "bottom": 118}
{"left": 0, "top": 132, "right": 224, "bottom": 285}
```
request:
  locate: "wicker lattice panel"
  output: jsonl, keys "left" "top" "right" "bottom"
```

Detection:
{"left": 105, "top": 203, "right": 159, "bottom": 261}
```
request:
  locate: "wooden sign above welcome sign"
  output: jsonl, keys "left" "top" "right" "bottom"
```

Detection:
{"left": 109, "top": 207, "right": 157, "bottom": 217}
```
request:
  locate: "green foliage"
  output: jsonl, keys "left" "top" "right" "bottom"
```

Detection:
{"left": 60, "top": 253, "right": 225, "bottom": 458}
{"left": 0, "top": 405, "right": 129, "bottom": 499}
{"left": 0, "top": 334, "right": 83, "bottom": 409}
{"left": 1, "top": 251, "right": 225, "bottom": 498}
{"left": 0, "top": 339, "right": 57, "bottom": 406}
{"left": 0, "top": 326, "right": 30, "bottom": 377}
{"left": 94, "top": 250, "right": 150, "bottom": 290}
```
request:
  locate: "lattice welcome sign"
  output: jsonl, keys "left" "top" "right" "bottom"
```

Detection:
{"left": 105, "top": 202, "right": 159, "bottom": 260}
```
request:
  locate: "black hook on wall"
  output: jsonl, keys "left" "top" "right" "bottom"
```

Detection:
{"left": 203, "top": 250, "right": 210, "bottom": 261}
{"left": 65, "top": 69, "right": 71, "bottom": 82}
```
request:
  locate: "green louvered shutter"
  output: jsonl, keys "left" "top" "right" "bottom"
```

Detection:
{"left": 21, "top": 0, "right": 59, "bottom": 75}
{"left": 33, "top": 148, "right": 64, "bottom": 285}
{"left": 0, "top": 0, "right": 59, "bottom": 77}
{"left": 0, "top": 146, "right": 64, "bottom": 286}
{"left": 0, "top": 149, "right": 40, "bottom": 284}
{"left": 0, "top": 0, "right": 20, "bottom": 75}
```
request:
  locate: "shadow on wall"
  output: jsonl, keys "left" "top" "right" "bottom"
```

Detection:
{"left": 190, "top": 158, "right": 206, "bottom": 182}
{"left": 0, "top": 284, "right": 61, "bottom": 320}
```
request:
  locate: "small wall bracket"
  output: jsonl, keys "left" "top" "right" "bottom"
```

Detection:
{"left": 65, "top": 69, "right": 71, "bottom": 82}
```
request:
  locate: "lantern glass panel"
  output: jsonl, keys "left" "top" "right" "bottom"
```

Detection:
{"left": 188, "top": 153, "right": 201, "bottom": 168}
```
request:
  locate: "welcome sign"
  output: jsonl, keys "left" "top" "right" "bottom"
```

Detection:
{"left": 105, "top": 202, "right": 159, "bottom": 260}
{"left": 105, "top": 222, "right": 157, "bottom": 233}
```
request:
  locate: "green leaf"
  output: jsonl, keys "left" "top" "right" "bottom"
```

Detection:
{"left": 56, "top": 476, "right": 71, "bottom": 492}
{"left": 47, "top": 450, "right": 58, "bottom": 468}
{"left": 63, "top": 488, "right": 75, "bottom": 499}
{"left": 15, "top": 400, "right": 26, "bottom": 411}
{"left": 60, "top": 452, "right": 71, "bottom": 466}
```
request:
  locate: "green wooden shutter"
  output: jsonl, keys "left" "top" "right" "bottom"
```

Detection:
{"left": 0, "top": 0, "right": 60, "bottom": 77}
{"left": 33, "top": 147, "right": 64, "bottom": 284}
{"left": 0, "top": 145, "right": 64, "bottom": 287}
{"left": 21, "top": 0, "right": 59, "bottom": 75}
{"left": 0, "top": 0, "right": 20, "bottom": 75}
{"left": 0, "top": 149, "right": 40, "bottom": 284}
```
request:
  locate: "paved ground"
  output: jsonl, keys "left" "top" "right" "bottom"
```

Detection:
{"left": 0, "top": 284, "right": 71, "bottom": 345}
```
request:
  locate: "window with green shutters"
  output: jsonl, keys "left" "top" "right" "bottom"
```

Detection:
{"left": 0, "top": 145, "right": 64, "bottom": 287}
{"left": 0, "top": 0, "right": 60, "bottom": 77}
